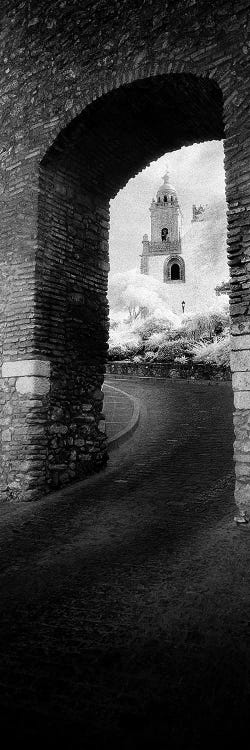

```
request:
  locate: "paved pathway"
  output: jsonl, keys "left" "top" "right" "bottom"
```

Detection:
{"left": 103, "top": 382, "right": 134, "bottom": 441}
{"left": 1, "top": 378, "right": 250, "bottom": 748}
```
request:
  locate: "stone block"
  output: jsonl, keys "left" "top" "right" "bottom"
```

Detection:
{"left": 16, "top": 377, "right": 50, "bottom": 395}
{"left": 230, "top": 334, "right": 250, "bottom": 351}
{"left": 235, "top": 481, "right": 250, "bottom": 508}
{"left": 236, "top": 463, "right": 250, "bottom": 478}
{"left": 235, "top": 452, "right": 250, "bottom": 463}
{"left": 49, "top": 424, "right": 68, "bottom": 434}
{"left": 230, "top": 350, "right": 250, "bottom": 372}
{"left": 17, "top": 460, "right": 32, "bottom": 472}
{"left": 234, "top": 391, "right": 250, "bottom": 409}
{"left": 51, "top": 407, "right": 64, "bottom": 421}
{"left": 2, "top": 360, "right": 50, "bottom": 378}
{"left": 231, "top": 321, "right": 250, "bottom": 336}
{"left": 98, "top": 419, "right": 106, "bottom": 433}
{"left": 232, "top": 372, "right": 250, "bottom": 390}
{"left": 234, "top": 439, "right": 250, "bottom": 453}
{"left": 2, "top": 429, "right": 11, "bottom": 442}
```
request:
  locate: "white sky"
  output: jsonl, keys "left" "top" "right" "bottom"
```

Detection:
{"left": 109, "top": 140, "right": 226, "bottom": 274}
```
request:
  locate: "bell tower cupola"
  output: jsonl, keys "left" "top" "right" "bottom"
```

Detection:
{"left": 141, "top": 165, "right": 183, "bottom": 280}
{"left": 140, "top": 164, "right": 187, "bottom": 314}
{"left": 150, "top": 166, "right": 182, "bottom": 247}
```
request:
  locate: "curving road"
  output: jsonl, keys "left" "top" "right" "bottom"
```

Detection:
{"left": 1, "top": 377, "right": 250, "bottom": 748}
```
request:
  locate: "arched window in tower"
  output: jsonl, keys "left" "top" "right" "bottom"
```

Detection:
{"left": 163, "top": 256, "right": 185, "bottom": 283}
{"left": 161, "top": 227, "right": 168, "bottom": 242}
{"left": 164, "top": 195, "right": 167, "bottom": 203}
{"left": 171, "top": 263, "right": 180, "bottom": 280}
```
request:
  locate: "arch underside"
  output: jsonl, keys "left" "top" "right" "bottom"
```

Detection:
{"left": 42, "top": 73, "right": 224, "bottom": 198}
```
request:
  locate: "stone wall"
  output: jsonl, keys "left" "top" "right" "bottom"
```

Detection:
{"left": 150, "top": 204, "right": 180, "bottom": 244}
{"left": 0, "top": 1, "right": 249, "bottom": 510}
{"left": 106, "top": 361, "right": 231, "bottom": 382}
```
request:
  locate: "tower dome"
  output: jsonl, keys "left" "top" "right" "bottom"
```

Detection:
{"left": 156, "top": 167, "right": 178, "bottom": 203}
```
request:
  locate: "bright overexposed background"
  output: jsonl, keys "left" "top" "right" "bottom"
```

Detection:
{"left": 109, "top": 140, "right": 226, "bottom": 274}
{"left": 108, "top": 141, "right": 230, "bottom": 367}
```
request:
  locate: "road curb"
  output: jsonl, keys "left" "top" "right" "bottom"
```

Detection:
{"left": 104, "top": 382, "right": 140, "bottom": 451}
{"left": 0, "top": 384, "right": 142, "bottom": 515}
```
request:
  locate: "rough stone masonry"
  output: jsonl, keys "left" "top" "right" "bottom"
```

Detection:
{"left": 0, "top": 0, "right": 249, "bottom": 512}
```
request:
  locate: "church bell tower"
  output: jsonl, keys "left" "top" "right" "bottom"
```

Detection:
{"left": 140, "top": 167, "right": 185, "bottom": 284}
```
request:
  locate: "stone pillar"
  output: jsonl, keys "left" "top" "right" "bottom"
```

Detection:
{"left": 224, "top": 74, "right": 250, "bottom": 520}
{"left": 36, "top": 148, "right": 110, "bottom": 494}
{"left": 0, "top": 136, "right": 110, "bottom": 501}
{"left": 0, "top": 146, "right": 50, "bottom": 501}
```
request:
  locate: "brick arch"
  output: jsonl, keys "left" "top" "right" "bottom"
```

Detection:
{"left": 0, "top": 6, "right": 248, "bottom": 513}
{"left": 36, "top": 72, "right": 225, "bottom": 491}
{"left": 41, "top": 72, "right": 224, "bottom": 197}
{"left": 38, "top": 62, "right": 223, "bottom": 164}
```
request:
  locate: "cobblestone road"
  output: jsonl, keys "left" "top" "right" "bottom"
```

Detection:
{"left": 1, "top": 378, "right": 250, "bottom": 748}
{"left": 103, "top": 382, "right": 134, "bottom": 441}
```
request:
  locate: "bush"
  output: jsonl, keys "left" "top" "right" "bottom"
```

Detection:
{"left": 108, "top": 297, "right": 231, "bottom": 365}
{"left": 144, "top": 350, "right": 155, "bottom": 362}
{"left": 181, "top": 307, "right": 230, "bottom": 340}
{"left": 192, "top": 335, "right": 230, "bottom": 366}
{"left": 108, "top": 269, "right": 182, "bottom": 325}
{"left": 169, "top": 328, "right": 194, "bottom": 341}
{"left": 154, "top": 338, "right": 194, "bottom": 362}
{"left": 145, "top": 330, "right": 169, "bottom": 352}
{"left": 109, "top": 340, "right": 144, "bottom": 360}
{"left": 108, "top": 345, "right": 129, "bottom": 361}
{"left": 134, "top": 316, "right": 174, "bottom": 341}
{"left": 174, "top": 355, "right": 189, "bottom": 364}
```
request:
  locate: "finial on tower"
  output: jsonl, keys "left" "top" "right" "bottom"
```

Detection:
{"left": 162, "top": 164, "right": 170, "bottom": 184}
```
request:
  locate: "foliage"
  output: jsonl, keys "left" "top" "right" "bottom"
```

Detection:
{"left": 108, "top": 269, "right": 231, "bottom": 368}
{"left": 192, "top": 335, "right": 230, "bottom": 366}
{"left": 133, "top": 355, "right": 144, "bottom": 363}
{"left": 144, "top": 351, "right": 155, "bottom": 362}
{"left": 108, "top": 269, "right": 181, "bottom": 324}
{"left": 134, "top": 316, "right": 174, "bottom": 341}
{"left": 108, "top": 345, "right": 130, "bottom": 361}
{"left": 181, "top": 306, "right": 229, "bottom": 340}
{"left": 154, "top": 338, "right": 194, "bottom": 362}
{"left": 174, "top": 355, "right": 189, "bottom": 364}
{"left": 144, "top": 331, "right": 169, "bottom": 352}
{"left": 109, "top": 341, "right": 144, "bottom": 361}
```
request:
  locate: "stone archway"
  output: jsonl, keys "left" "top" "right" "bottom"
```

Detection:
{"left": 34, "top": 74, "right": 224, "bottom": 494}
{"left": 0, "top": 1, "right": 249, "bottom": 515}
